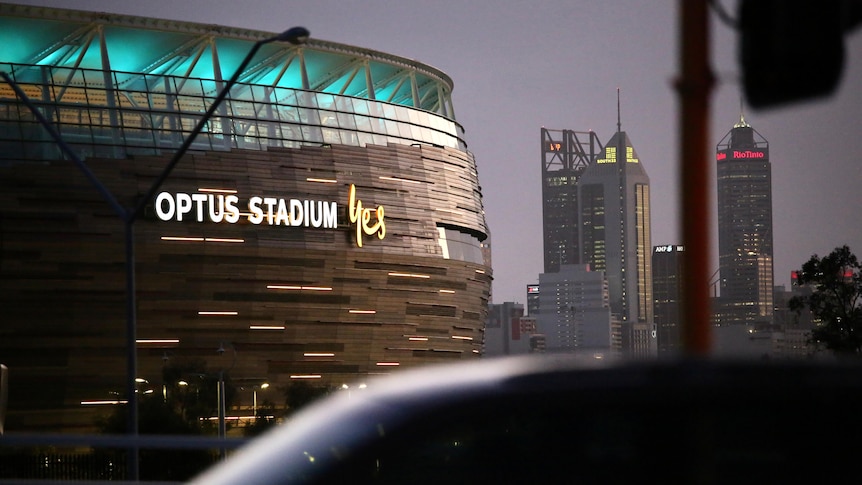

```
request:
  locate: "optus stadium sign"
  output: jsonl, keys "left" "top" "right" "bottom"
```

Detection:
{"left": 154, "top": 184, "right": 385, "bottom": 248}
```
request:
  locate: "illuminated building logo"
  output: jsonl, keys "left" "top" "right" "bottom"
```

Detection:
{"left": 654, "top": 245, "right": 685, "bottom": 253}
{"left": 733, "top": 150, "right": 765, "bottom": 159}
{"left": 718, "top": 150, "right": 766, "bottom": 161}
{"left": 154, "top": 192, "right": 337, "bottom": 228}
{"left": 348, "top": 184, "right": 385, "bottom": 248}
{"left": 154, "top": 185, "right": 384, "bottom": 249}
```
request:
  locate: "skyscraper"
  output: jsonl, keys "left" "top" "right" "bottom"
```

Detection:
{"left": 715, "top": 114, "right": 773, "bottom": 325}
{"left": 540, "top": 128, "right": 603, "bottom": 273}
{"left": 539, "top": 111, "right": 654, "bottom": 357}
{"left": 578, "top": 125, "right": 654, "bottom": 356}
{"left": 652, "top": 244, "right": 685, "bottom": 356}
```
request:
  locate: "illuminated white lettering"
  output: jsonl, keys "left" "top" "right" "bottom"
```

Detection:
{"left": 275, "top": 199, "right": 289, "bottom": 226}
{"left": 191, "top": 193, "right": 207, "bottom": 222}
{"left": 176, "top": 193, "right": 192, "bottom": 221}
{"left": 155, "top": 192, "right": 175, "bottom": 221}
{"left": 208, "top": 194, "right": 225, "bottom": 223}
{"left": 290, "top": 199, "right": 303, "bottom": 227}
{"left": 263, "top": 197, "right": 277, "bottom": 225}
{"left": 323, "top": 202, "right": 337, "bottom": 228}
{"left": 310, "top": 201, "right": 323, "bottom": 228}
{"left": 248, "top": 197, "right": 264, "bottom": 224}
{"left": 155, "top": 190, "right": 341, "bottom": 231}
{"left": 225, "top": 195, "right": 240, "bottom": 223}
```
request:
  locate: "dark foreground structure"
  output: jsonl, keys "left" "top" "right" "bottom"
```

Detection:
{"left": 0, "top": 4, "right": 491, "bottom": 432}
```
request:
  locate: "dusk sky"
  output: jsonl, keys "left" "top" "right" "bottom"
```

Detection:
{"left": 11, "top": 0, "right": 862, "bottom": 305}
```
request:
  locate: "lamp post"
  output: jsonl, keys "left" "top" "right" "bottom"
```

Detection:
{"left": 0, "top": 25, "right": 310, "bottom": 480}
{"left": 253, "top": 383, "right": 269, "bottom": 419}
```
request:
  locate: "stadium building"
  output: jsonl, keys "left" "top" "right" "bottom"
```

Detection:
{"left": 0, "top": 4, "right": 491, "bottom": 431}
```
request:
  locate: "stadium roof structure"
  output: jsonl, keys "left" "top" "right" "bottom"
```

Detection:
{"left": 0, "top": 3, "right": 456, "bottom": 119}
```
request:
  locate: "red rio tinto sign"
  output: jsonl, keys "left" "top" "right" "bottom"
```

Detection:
{"left": 717, "top": 150, "right": 767, "bottom": 161}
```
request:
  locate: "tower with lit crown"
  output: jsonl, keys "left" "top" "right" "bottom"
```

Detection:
{"left": 578, "top": 124, "right": 653, "bottom": 356}
{"left": 715, "top": 112, "right": 773, "bottom": 325}
{"left": 539, "top": 93, "right": 653, "bottom": 357}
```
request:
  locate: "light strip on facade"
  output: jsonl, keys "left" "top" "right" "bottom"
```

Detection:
{"left": 267, "top": 285, "right": 302, "bottom": 290}
{"left": 475, "top": 269, "right": 486, "bottom": 274}
{"left": 198, "top": 188, "right": 238, "bottom": 194}
{"left": 136, "top": 339, "right": 179, "bottom": 344}
{"left": 376, "top": 362, "right": 400, "bottom": 366}
{"left": 267, "top": 285, "right": 333, "bottom": 291}
{"left": 304, "top": 352, "right": 335, "bottom": 357}
{"left": 378, "top": 176, "right": 422, "bottom": 184}
{"left": 161, "top": 236, "right": 244, "bottom": 243}
{"left": 451, "top": 335, "right": 474, "bottom": 341}
{"left": 202, "top": 416, "right": 275, "bottom": 423}
{"left": 250, "top": 325, "right": 285, "bottom": 330}
{"left": 438, "top": 289, "right": 455, "bottom": 294}
{"left": 349, "top": 309, "right": 376, "bottom": 314}
{"left": 290, "top": 374, "right": 322, "bottom": 379}
{"left": 81, "top": 400, "right": 128, "bottom": 405}
{"left": 161, "top": 236, "right": 205, "bottom": 242}
{"left": 388, "top": 272, "right": 430, "bottom": 279}
{"left": 408, "top": 337, "right": 429, "bottom": 341}
{"left": 306, "top": 177, "right": 338, "bottom": 184}
{"left": 198, "top": 311, "right": 238, "bottom": 316}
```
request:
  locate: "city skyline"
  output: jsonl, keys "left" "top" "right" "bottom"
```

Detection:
{"left": 9, "top": 0, "right": 862, "bottom": 307}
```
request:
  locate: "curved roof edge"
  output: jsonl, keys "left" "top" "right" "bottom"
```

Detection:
{"left": 0, "top": 3, "right": 454, "bottom": 101}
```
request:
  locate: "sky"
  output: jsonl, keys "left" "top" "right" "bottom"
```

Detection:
{"left": 10, "top": 0, "right": 862, "bottom": 305}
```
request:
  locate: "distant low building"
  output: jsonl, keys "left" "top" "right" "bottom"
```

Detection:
{"left": 484, "top": 302, "right": 544, "bottom": 356}
{"left": 536, "top": 264, "right": 617, "bottom": 357}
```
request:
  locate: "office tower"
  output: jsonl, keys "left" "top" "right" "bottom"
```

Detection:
{"left": 540, "top": 128, "right": 603, "bottom": 273}
{"left": 578, "top": 125, "right": 654, "bottom": 356}
{"left": 715, "top": 114, "right": 773, "bottom": 325}
{"left": 652, "top": 245, "right": 685, "bottom": 355}
{"left": 537, "top": 264, "right": 615, "bottom": 355}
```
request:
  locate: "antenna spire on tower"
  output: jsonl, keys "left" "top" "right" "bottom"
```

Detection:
{"left": 617, "top": 88, "right": 622, "bottom": 133}
{"left": 735, "top": 95, "right": 750, "bottom": 128}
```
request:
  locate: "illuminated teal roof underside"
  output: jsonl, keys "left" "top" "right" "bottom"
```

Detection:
{"left": 0, "top": 4, "right": 456, "bottom": 118}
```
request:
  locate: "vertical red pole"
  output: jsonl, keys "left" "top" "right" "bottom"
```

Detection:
{"left": 677, "top": 0, "right": 714, "bottom": 355}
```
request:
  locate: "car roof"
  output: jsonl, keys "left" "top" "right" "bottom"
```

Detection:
{"left": 191, "top": 355, "right": 862, "bottom": 484}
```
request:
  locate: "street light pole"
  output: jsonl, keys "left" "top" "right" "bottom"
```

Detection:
{"left": 253, "top": 383, "right": 269, "bottom": 419}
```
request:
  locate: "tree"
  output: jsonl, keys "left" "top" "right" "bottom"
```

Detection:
{"left": 95, "top": 359, "right": 236, "bottom": 480}
{"left": 790, "top": 245, "right": 862, "bottom": 355}
{"left": 283, "top": 381, "right": 333, "bottom": 416}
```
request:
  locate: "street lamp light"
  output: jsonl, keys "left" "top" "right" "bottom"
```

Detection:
{"left": 0, "top": 25, "right": 310, "bottom": 480}
{"left": 253, "top": 383, "right": 270, "bottom": 419}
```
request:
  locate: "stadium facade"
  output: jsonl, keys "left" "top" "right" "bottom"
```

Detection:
{"left": 0, "top": 4, "right": 491, "bottom": 431}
